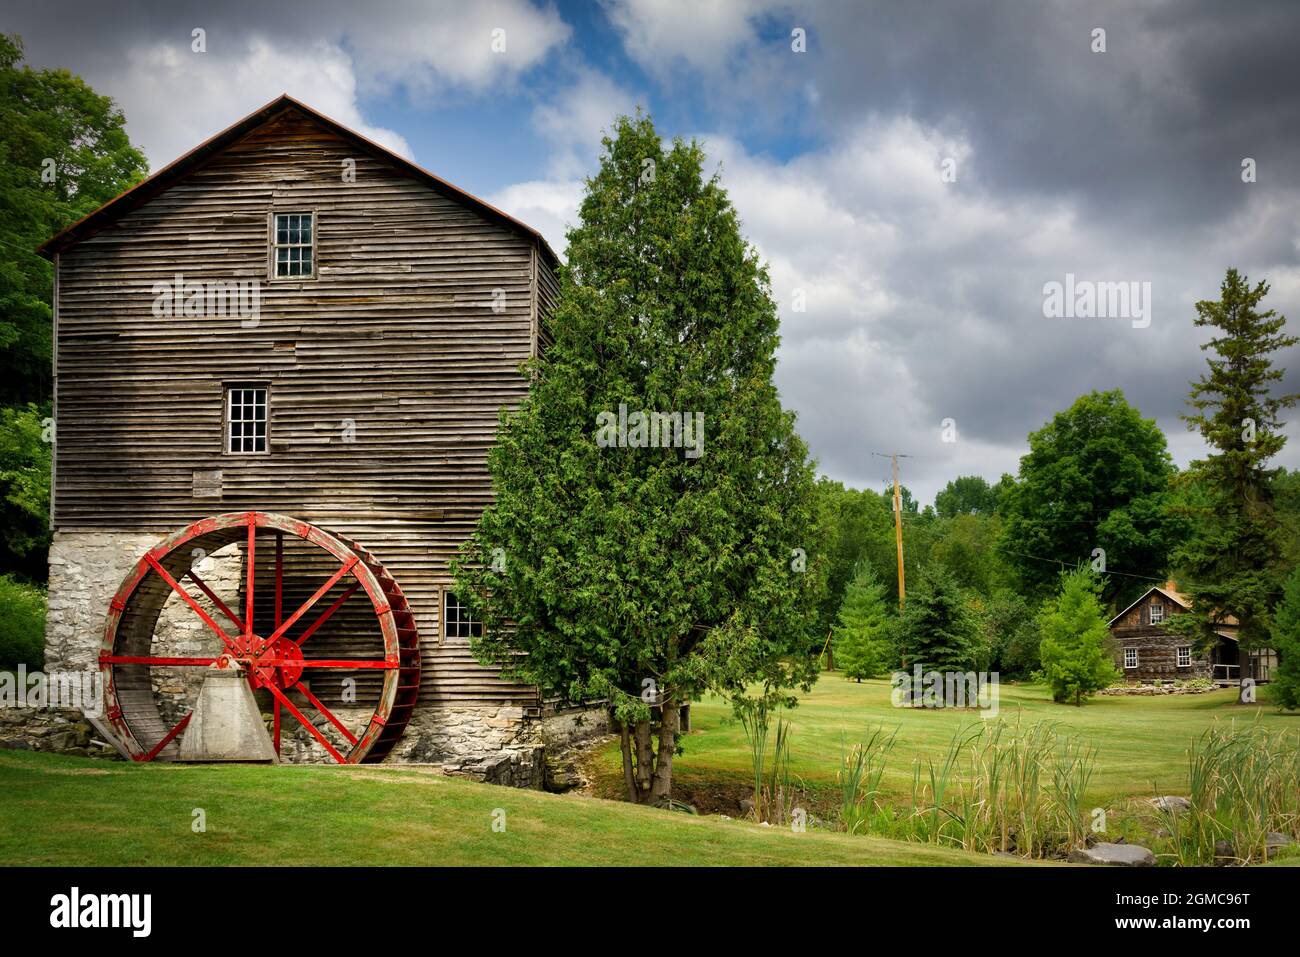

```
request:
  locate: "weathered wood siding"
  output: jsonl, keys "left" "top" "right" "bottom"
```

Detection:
{"left": 1109, "top": 592, "right": 1207, "bottom": 680}
{"left": 53, "top": 108, "right": 556, "bottom": 708}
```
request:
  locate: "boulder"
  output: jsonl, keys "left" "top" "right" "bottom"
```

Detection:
{"left": 1069, "top": 842, "right": 1156, "bottom": 866}
{"left": 1265, "top": 832, "right": 1294, "bottom": 860}
{"left": 1149, "top": 796, "right": 1192, "bottom": 813}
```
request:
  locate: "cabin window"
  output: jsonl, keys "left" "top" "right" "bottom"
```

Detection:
{"left": 272, "top": 212, "right": 314, "bottom": 278}
{"left": 1124, "top": 647, "right": 1138, "bottom": 669}
{"left": 1176, "top": 645, "right": 1192, "bottom": 667}
{"left": 1148, "top": 603, "right": 1164, "bottom": 624}
{"left": 225, "top": 385, "right": 268, "bottom": 454}
{"left": 443, "top": 591, "right": 483, "bottom": 640}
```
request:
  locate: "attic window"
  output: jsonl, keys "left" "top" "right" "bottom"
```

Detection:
{"left": 273, "top": 212, "right": 314, "bottom": 278}
{"left": 1149, "top": 603, "right": 1165, "bottom": 625}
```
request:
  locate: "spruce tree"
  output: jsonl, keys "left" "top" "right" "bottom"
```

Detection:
{"left": 832, "top": 562, "right": 893, "bottom": 681}
{"left": 1171, "top": 269, "right": 1299, "bottom": 652}
{"left": 1038, "top": 568, "right": 1118, "bottom": 705}
{"left": 896, "top": 565, "right": 978, "bottom": 674}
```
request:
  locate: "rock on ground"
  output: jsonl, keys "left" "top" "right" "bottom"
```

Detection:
{"left": 1069, "top": 842, "right": 1156, "bottom": 866}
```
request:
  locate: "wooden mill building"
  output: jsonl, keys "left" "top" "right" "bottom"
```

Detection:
{"left": 38, "top": 96, "right": 592, "bottom": 784}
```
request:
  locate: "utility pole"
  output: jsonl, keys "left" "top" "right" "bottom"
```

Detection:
{"left": 873, "top": 452, "right": 909, "bottom": 612}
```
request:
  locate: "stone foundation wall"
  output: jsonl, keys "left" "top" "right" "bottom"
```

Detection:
{"left": 45, "top": 531, "right": 167, "bottom": 673}
{"left": 0, "top": 706, "right": 120, "bottom": 758}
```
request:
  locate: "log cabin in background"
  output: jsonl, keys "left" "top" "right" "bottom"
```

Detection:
{"left": 38, "top": 95, "right": 602, "bottom": 785}
{"left": 1107, "top": 582, "right": 1278, "bottom": 686}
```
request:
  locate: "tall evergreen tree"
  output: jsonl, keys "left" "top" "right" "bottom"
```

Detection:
{"left": 832, "top": 562, "right": 893, "bottom": 681}
{"left": 896, "top": 565, "right": 979, "bottom": 674}
{"left": 455, "top": 114, "right": 823, "bottom": 806}
{"left": 1170, "top": 269, "right": 1299, "bottom": 653}
{"left": 1038, "top": 568, "right": 1118, "bottom": 705}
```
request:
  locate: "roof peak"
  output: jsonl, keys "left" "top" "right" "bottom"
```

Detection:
{"left": 40, "top": 94, "right": 558, "bottom": 265}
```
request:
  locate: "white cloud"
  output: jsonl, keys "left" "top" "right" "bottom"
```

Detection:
{"left": 489, "top": 179, "right": 585, "bottom": 257}
{"left": 342, "top": 0, "right": 572, "bottom": 95}
{"left": 113, "top": 38, "right": 411, "bottom": 167}
{"left": 533, "top": 69, "right": 644, "bottom": 178}
{"left": 603, "top": 0, "right": 784, "bottom": 76}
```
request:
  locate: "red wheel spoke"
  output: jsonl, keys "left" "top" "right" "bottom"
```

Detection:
{"left": 138, "top": 711, "right": 192, "bottom": 762}
{"left": 101, "top": 655, "right": 218, "bottom": 667}
{"left": 293, "top": 683, "right": 358, "bottom": 746}
{"left": 273, "top": 658, "right": 398, "bottom": 669}
{"left": 183, "top": 567, "right": 243, "bottom": 632}
{"left": 262, "top": 557, "right": 359, "bottom": 650}
{"left": 265, "top": 683, "right": 346, "bottom": 764}
{"left": 293, "top": 582, "right": 361, "bottom": 647}
{"left": 244, "top": 515, "right": 256, "bottom": 639}
{"left": 144, "top": 554, "right": 237, "bottom": 652}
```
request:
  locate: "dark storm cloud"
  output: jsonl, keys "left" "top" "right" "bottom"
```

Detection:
{"left": 803, "top": 0, "right": 1300, "bottom": 228}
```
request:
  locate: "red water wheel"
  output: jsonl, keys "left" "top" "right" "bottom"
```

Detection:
{"left": 98, "top": 512, "right": 420, "bottom": 763}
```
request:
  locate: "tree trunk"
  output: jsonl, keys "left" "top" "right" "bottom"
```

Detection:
{"left": 632, "top": 718, "right": 655, "bottom": 803}
{"left": 619, "top": 720, "right": 637, "bottom": 803}
{"left": 649, "top": 695, "right": 679, "bottom": 806}
{"left": 617, "top": 701, "right": 682, "bottom": 806}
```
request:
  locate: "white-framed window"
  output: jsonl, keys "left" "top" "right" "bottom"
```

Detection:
{"left": 1176, "top": 645, "right": 1192, "bottom": 668}
{"left": 1124, "top": 647, "right": 1139, "bottom": 669}
{"left": 272, "top": 211, "right": 314, "bottom": 278}
{"left": 443, "top": 591, "right": 483, "bottom": 640}
{"left": 225, "top": 384, "right": 268, "bottom": 454}
{"left": 1149, "top": 603, "right": 1165, "bottom": 624}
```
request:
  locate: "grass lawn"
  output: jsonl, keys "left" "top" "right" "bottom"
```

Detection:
{"left": 587, "top": 678, "right": 1300, "bottom": 815}
{"left": 0, "top": 748, "right": 1034, "bottom": 867}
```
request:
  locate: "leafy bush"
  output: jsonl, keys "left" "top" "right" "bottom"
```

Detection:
{"left": 0, "top": 573, "right": 45, "bottom": 667}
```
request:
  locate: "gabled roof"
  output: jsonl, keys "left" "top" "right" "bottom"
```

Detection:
{"left": 1107, "top": 585, "right": 1189, "bottom": 627}
{"left": 1107, "top": 582, "right": 1240, "bottom": 629}
{"left": 39, "top": 94, "right": 559, "bottom": 267}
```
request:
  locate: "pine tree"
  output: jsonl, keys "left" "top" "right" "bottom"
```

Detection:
{"left": 1038, "top": 568, "right": 1118, "bottom": 705}
{"left": 896, "top": 565, "right": 978, "bottom": 674}
{"left": 832, "top": 562, "right": 893, "bottom": 681}
{"left": 1171, "top": 269, "right": 1299, "bottom": 653}
{"left": 1268, "top": 566, "right": 1300, "bottom": 710}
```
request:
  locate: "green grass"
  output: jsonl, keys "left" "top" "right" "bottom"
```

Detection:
{"left": 4, "top": 678, "right": 1295, "bottom": 866}
{"left": 0, "top": 749, "right": 1035, "bottom": 867}
{"left": 588, "top": 678, "right": 1300, "bottom": 811}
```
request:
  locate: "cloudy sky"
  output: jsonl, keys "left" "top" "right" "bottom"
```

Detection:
{"left": 10, "top": 0, "right": 1300, "bottom": 503}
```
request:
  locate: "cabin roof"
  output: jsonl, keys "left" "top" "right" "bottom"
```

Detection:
{"left": 38, "top": 94, "right": 560, "bottom": 267}
{"left": 1107, "top": 583, "right": 1240, "bottom": 629}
